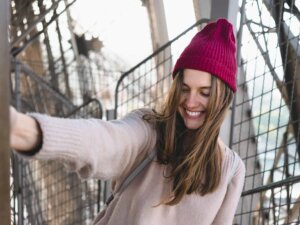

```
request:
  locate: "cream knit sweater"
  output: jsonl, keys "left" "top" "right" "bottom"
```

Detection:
{"left": 22, "top": 109, "right": 245, "bottom": 225}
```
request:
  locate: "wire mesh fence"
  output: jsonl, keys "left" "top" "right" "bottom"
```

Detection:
{"left": 232, "top": 0, "right": 300, "bottom": 224}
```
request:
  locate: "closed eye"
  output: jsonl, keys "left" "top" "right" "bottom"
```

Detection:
{"left": 201, "top": 91, "right": 210, "bottom": 97}
{"left": 182, "top": 83, "right": 211, "bottom": 96}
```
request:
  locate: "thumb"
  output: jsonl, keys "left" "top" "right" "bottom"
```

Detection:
{"left": 10, "top": 106, "right": 18, "bottom": 130}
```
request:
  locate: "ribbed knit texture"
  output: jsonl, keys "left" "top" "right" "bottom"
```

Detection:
{"left": 173, "top": 18, "right": 237, "bottom": 92}
{"left": 17, "top": 109, "right": 245, "bottom": 225}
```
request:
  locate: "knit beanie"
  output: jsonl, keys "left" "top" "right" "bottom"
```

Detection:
{"left": 172, "top": 18, "right": 237, "bottom": 92}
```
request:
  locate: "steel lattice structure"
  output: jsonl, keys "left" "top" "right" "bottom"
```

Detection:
{"left": 7, "top": 0, "right": 300, "bottom": 224}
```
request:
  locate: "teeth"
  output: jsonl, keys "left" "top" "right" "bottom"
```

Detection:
{"left": 186, "top": 110, "right": 201, "bottom": 116}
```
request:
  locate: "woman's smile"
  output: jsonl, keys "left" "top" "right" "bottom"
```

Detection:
{"left": 184, "top": 109, "right": 205, "bottom": 118}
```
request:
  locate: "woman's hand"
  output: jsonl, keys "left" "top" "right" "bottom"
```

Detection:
{"left": 10, "top": 106, "right": 42, "bottom": 152}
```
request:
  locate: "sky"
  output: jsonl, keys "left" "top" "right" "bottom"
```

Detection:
{"left": 70, "top": 0, "right": 196, "bottom": 67}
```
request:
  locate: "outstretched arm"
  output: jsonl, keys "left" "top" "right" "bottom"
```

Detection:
{"left": 10, "top": 107, "right": 156, "bottom": 181}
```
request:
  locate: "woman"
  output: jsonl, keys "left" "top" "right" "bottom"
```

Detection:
{"left": 10, "top": 18, "right": 245, "bottom": 225}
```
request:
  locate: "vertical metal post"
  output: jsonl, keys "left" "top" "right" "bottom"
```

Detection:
{"left": 14, "top": 59, "right": 25, "bottom": 225}
{"left": 0, "top": 0, "right": 11, "bottom": 224}
{"left": 229, "top": 0, "right": 246, "bottom": 149}
{"left": 15, "top": 61, "right": 22, "bottom": 110}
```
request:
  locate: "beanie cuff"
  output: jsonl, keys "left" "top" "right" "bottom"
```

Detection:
{"left": 173, "top": 56, "right": 236, "bottom": 92}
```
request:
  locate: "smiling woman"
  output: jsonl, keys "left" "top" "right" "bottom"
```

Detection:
{"left": 143, "top": 18, "right": 237, "bottom": 206}
{"left": 10, "top": 18, "right": 245, "bottom": 225}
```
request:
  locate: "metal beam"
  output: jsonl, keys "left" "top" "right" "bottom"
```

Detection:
{"left": 211, "top": 0, "right": 230, "bottom": 19}
{"left": 193, "top": 0, "right": 211, "bottom": 24}
{"left": 0, "top": 0, "right": 11, "bottom": 224}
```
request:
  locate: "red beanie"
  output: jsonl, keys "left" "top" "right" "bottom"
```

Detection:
{"left": 172, "top": 18, "right": 237, "bottom": 92}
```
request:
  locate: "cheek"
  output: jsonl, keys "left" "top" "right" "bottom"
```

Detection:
{"left": 203, "top": 98, "right": 209, "bottom": 107}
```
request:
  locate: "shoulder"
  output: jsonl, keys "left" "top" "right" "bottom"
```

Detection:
{"left": 219, "top": 141, "right": 245, "bottom": 182}
{"left": 225, "top": 147, "right": 245, "bottom": 178}
{"left": 120, "top": 108, "right": 156, "bottom": 129}
{"left": 121, "top": 108, "right": 157, "bottom": 146}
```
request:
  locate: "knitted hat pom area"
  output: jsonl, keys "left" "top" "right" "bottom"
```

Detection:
{"left": 172, "top": 18, "right": 237, "bottom": 92}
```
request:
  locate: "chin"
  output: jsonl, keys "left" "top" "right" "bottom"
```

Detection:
{"left": 184, "top": 120, "right": 204, "bottom": 130}
{"left": 178, "top": 110, "right": 204, "bottom": 130}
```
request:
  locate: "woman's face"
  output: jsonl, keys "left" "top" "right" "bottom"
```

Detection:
{"left": 178, "top": 69, "right": 212, "bottom": 130}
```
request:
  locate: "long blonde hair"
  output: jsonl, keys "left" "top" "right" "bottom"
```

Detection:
{"left": 144, "top": 70, "right": 234, "bottom": 205}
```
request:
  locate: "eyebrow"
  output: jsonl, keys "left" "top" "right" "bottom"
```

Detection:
{"left": 182, "top": 83, "right": 212, "bottom": 89}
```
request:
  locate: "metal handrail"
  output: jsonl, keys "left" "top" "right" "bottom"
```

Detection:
{"left": 64, "top": 98, "right": 103, "bottom": 119}
{"left": 242, "top": 175, "right": 300, "bottom": 196}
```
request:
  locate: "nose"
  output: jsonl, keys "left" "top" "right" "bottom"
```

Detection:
{"left": 185, "top": 92, "right": 199, "bottom": 108}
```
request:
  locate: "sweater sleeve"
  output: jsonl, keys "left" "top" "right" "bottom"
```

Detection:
{"left": 211, "top": 157, "right": 245, "bottom": 225}
{"left": 17, "top": 109, "right": 156, "bottom": 181}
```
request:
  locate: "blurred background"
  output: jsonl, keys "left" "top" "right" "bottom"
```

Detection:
{"left": 0, "top": 0, "right": 300, "bottom": 224}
